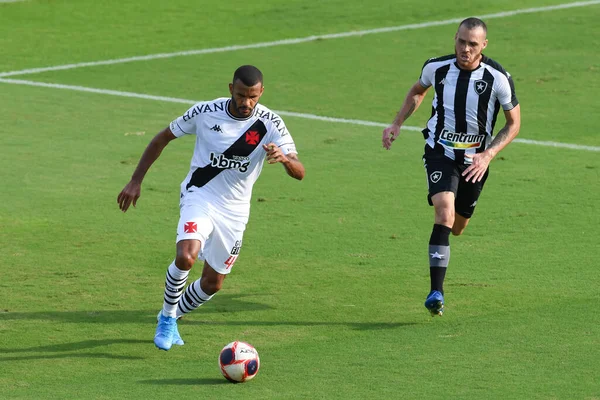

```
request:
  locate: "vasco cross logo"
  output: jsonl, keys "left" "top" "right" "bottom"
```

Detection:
{"left": 184, "top": 221, "right": 197, "bottom": 233}
{"left": 430, "top": 171, "right": 442, "bottom": 183}
{"left": 245, "top": 130, "right": 260, "bottom": 145}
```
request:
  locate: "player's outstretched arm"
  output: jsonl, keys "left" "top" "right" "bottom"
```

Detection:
{"left": 382, "top": 81, "right": 429, "bottom": 150}
{"left": 117, "top": 127, "right": 178, "bottom": 212}
{"left": 463, "top": 104, "right": 521, "bottom": 182}
{"left": 262, "top": 143, "right": 305, "bottom": 180}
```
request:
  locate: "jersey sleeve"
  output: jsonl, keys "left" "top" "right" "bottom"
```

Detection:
{"left": 270, "top": 119, "right": 298, "bottom": 155}
{"left": 169, "top": 103, "right": 201, "bottom": 137}
{"left": 275, "top": 133, "right": 297, "bottom": 155}
{"left": 419, "top": 59, "right": 436, "bottom": 88}
{"left": 497, "top": 73, "right": 519, "bottom": 111}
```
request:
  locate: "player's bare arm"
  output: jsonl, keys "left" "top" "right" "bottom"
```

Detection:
{"left": 382, "top": 81, "right": 430, "bottom": 150}
{"left": 262, "top": 143, "right": 305, "bottom": 180}
{"left": 463, "top": 104, "right": 521, "bottom": 182}
{"left": 117, "top": 127, "right": 177, "bottom": 212}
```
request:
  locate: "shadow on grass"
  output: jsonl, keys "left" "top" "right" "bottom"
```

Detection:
{"left": 1, "top": 339, "right": 150, "bottom": 353}
{"left": 139, "top": 378, "right": 229, "bottom": 386}
{"left": 0, "top": 338, "right": 149, "bottom": 362}
{"left": 0, "top": 352, "right": 144, "bottom": 362}
{"left": 182, "top": 320, "right": 417, "bottom": 330}
{"left": 0, "top": 300, "right": 418, "bottom": 362}
{"left": 0, "top": 309, "right": 417, "bottom": 330}
{"left": 0, "top": 294, "right": 272, "bottom": 324}
{"left": 0, "top": 292, "right": 418, "bottom": 330}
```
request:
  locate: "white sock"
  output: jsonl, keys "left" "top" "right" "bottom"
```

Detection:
{"left": 161, "top": 262, "right": 190, "bottom": 318}
{"left": 176, "top": 279, "right": 214, "bottom": 318}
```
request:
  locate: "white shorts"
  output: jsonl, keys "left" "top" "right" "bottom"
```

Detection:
{"left": 176, "top": 201, "right": 246, "bottom": 275}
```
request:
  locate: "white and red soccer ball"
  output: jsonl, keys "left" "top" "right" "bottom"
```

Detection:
{"left": 218, "top": 341, "right": 260, "bottom": 383}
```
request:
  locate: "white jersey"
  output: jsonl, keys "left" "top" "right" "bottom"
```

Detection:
{"left": 419, "top": 54, "right": 518, "bottom": 163}
{"left": 169, "top": 98, "right": 298, "bottom": 221}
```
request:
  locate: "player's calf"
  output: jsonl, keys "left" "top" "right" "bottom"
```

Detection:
{"left": 452, "top": 215, "right": 470, "bottom": 236}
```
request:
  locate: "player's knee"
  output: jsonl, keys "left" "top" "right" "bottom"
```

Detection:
{"left": 175, "top": 253, "right": 196, "bottom": 270}
{"left": 435, "top": 208, "right": 455, "bottom": 226}
{"left": 200, "top": 277, "right": 222, "bottom": 295}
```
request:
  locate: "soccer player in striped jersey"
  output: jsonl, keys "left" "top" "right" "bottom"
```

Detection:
{"left": 382, "top": 18, "right": 521, "bottom": 316}
{"left": 117, "top": 65, "right": 305, "bottom": 349}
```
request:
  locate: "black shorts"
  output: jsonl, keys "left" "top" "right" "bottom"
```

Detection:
{"left": 423, "top": 154, "right": 489, "bottom": 219}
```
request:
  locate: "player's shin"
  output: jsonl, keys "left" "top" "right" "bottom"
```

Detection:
{"left": 161, "top": 262, "right": 190, "bottom": 318}
{"left": 429, "top": 224, "right": 451, "bottom": 293}
{"left": 176, "top": 279, "right": 215, "bottom": 318}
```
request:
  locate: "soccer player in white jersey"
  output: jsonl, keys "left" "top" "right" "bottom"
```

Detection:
{"left": 117, "top": 65, "right": 305, "bottom": 349}
{"left": 381, "top": 18, "right": 521, "bottom": 316}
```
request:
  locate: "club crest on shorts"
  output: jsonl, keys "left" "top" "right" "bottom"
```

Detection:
{"left": 474, "top": 80, "right": 488, "bottom": 95}
{"left": 430, "top": 171, "right": 442, "bottom": 183}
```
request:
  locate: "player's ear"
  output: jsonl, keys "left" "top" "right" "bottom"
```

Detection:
{"left": 229, "top": 83, "right": 233, "bottom": 95}
{"left": 482, "top": 39, "right": 488, "bottom": 50}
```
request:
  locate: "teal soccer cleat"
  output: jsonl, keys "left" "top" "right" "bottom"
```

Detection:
{"left": 156, "top": 311, "right": 184, "bottom": 347}
{"left": 154, "top": 313, "right": 177, "bottom": 350}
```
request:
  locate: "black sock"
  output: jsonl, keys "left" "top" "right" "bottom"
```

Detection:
{"left": 429, "top": 224, "right": 451, "bottom": 294}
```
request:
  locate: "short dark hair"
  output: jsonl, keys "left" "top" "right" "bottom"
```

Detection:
{"left": 232, "top": 65, "right": 263, "bottom": 86}
{"left": 458, "top": 17, "right": 487, "bottom": 34}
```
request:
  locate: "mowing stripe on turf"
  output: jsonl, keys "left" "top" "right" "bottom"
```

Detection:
{"left": 0, "top": 0, "right": 599, "bottom": 78}
{"left": 1, "top": 77, "right": 598, "bottom": 153}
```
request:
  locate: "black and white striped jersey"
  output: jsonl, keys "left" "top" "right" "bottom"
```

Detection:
{"left": 419, "top": 54, "right": 518, "bottom": 163}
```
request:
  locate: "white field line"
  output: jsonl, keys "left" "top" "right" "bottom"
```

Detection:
{"left": 2, "top": 77, "right": 598, "bottom": 152}
{"left": 1, "top": 1, "right": 600, "bottom": 78}
{"left": 0, "top": 0, "right": 28, "bottom": 3}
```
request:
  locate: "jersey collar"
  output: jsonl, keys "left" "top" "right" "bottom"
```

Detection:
{"left": 226, "top": 99, "right": 257, "bottom": 121}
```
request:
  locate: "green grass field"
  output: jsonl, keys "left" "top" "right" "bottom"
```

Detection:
{"left": 1, "top": 0, "right": 599, "bottom": 398}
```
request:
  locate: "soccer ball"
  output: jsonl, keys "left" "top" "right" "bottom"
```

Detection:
{"left": 218, "top": 341, "right": 260, "bottom": 383}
